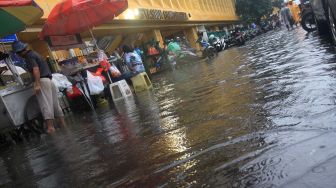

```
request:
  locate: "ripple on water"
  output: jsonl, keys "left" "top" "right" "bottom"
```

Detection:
{"left": 2, "top": 29, "right": 336, "bottom": 187}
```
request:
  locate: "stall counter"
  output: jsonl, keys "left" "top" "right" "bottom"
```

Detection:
{"left": 0, "top": 85, "right": 40, "bottom": 130}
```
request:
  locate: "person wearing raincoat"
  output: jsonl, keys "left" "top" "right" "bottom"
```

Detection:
{"left": 208, "top": 34, "right": 216, "bottom": 46}
{"left": 287, "top": 0, "right": 301, "bottom": 26}
{"left": 166, "top": 40, "right": 181, "bottom": 70}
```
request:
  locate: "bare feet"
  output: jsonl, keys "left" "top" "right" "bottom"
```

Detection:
{"left": 56, "top": 117, "right": 67, "bottom": 128}
{"left": 47, "top": 126, "right": 56, "bottom": 134}
{"left": 46, "top": 119, "right": 56, "bottom": 134}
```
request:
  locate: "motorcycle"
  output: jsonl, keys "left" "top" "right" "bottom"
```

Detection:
{"left": 300, "top": 0, "right": 317, "bottom": 32}
{"left": 212, "top": 37, "right": 226, "bottom": 52}
{"left": 224, "top": 36, "right": 232, "bottom": 48}
{"left": 243, "top": 31, "right": 252, "bottom": 41}
{"left": 234, "top": 32, "right": 245, "bottom": 46}
{"left": 199, "top": 41, "right": 217, "bottom": 59}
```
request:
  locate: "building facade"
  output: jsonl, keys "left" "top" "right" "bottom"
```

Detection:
{"left": 18, "top": 0, "right": 238, "bottom": 57}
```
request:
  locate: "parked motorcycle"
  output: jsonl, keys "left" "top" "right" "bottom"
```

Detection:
{"left": 221, "top": 37, "right": 227, "bottom": 50}
{"left": 199, "top": 41, "right": 217, "bottom": 59}
{"left": 234, "top": 32, "right": 246, "bottom": 46}
{"left": 212, "top": 37, "right": 226, "bottom": 52}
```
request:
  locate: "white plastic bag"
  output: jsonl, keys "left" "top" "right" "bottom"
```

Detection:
{"left": 52, "top": 73, "right": 72, "bottom": 91}
{"left": 87, "top": 71, "right": 104, "bottom": 95}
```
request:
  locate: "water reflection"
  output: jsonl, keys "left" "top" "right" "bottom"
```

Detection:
{"left": 2, "top": 29, "right": 336, "bottom": 187}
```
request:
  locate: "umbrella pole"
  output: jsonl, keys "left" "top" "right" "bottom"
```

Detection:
{"left": 89, "top": 28, "right": 99, "bottom": 50}
{"left": 89, "top": 28, "right": 113, "bottom": 84}
{"left": 77, "top": 77, "right": 96, "bottom": 112}
{"left": 107, "top": 70, "right": 112, "bottom": 84}
{"left": 46, "top": 44, "right": 60, "bottom": 72}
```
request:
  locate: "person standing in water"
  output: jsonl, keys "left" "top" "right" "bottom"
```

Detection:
{"left": 287, "top": 0, "right": 301, "bottom": 26}
{"left": 280, "top": 3, "right": 294, "bottom": 31}
{"left": 12, "top": 41, "right": 66, "bottom": 134}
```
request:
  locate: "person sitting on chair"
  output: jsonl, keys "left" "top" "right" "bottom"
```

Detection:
{"left": 122, "top": 45, "right": 145, "bottom": 76}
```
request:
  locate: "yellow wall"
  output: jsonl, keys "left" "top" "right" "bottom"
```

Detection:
{"left": 28, "top": 0, "right": 238, "bottom": 56}
{"left": 128, "top": 0, "right": 237, "bottom": 21}
{"left": 36, "top": 0, "right": 238, "bottom": 21}
{"left": 35, "top": 0, "right": 57, "bottom": 18}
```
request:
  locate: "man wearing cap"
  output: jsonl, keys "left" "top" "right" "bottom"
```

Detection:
{"left": 12, "top": 41, "right": 65, "bottom": 134}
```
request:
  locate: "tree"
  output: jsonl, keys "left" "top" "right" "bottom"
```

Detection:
{"left": 272, "top": 0, "right": 284, "bottom": 8}
{"left": 236, "top": 0, "right": 273, "bottom": 24}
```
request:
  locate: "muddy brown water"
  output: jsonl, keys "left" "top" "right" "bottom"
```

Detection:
{"left": 2, "top": 29, "right": 336, "bottom": 187}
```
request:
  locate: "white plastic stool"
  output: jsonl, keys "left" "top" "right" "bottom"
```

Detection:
{"left": 109, "top": 80, "right": 133, "bottom": 102}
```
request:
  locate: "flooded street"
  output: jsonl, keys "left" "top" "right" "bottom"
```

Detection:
{"left": 3, "top": 28, "right": 336, "bottom": 187}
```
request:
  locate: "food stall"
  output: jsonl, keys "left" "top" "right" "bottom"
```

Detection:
{"left": 45, "top": 34, "right": 111, "bottom": 111}
{"left": 0, "top": 0, "right": 45, "bottom": 143}
{"left": 38, "top": 0, "right": 129, "bottom": 109}
{"left": 0, "top": 45, "right": 43, "bottom": 143}
{"left": 0, "top": 84, "right": 41, "bottom": 130}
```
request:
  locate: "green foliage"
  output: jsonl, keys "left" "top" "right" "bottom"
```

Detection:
{"left": 272, "top": 0, "right": 284, "bottom": 8}
{"left": 236, "top": 0, "right": 274, "bottom": 23}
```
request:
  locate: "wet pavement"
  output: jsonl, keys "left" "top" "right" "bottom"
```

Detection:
{"left": 2, "top": 28, "right": 336, "bottom": 187}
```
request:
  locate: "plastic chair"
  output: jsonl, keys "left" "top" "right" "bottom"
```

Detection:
{"left": 109, "top": 80, "right": 133, "bottom": 102}
{"left": 131, "top": 72, "right": 153, "bottom": 93}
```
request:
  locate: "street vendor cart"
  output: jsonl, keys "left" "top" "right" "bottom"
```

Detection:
{"left": 0, "top": 0, "right": 44, "bottom": 144}
{"left": 0, "top": 85, "right": 42, "bottom": 130}
{"left": 0, "top": 51, "right": 44, "bottom": 143}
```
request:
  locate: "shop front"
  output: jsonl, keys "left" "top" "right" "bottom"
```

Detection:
{"left": 16, "top": 0, "right": 239, "bottom": 57}
{"left": 0, "top": 0, "right": 239, "bottom": 142}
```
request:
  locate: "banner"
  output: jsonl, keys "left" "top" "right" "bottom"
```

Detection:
{"left": 138, "top": 8, "right": 189, "bottom": 21}
{"left": 0, "top": 34, "right": 18, "bottom": 43}
{"left": 45, "top": 34, "right": 86, "bottom": 50}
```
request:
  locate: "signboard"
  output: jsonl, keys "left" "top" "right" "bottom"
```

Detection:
{"left": 138, "top": 8, "right": 189, "bottom": 21}
{"left": 45, "top": 34, "right": 86, "bottom": 50}
{"left": 0, "top": 34, "right": 18, "bottom": 43}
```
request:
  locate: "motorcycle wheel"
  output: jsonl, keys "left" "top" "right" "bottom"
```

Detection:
{"left": 207, "top": 49, "right": 215, "bottom": 59}
{"left": 241, "top": 38, "right": 245, "bottom": 45}
{"left": 301, "top": 12, "right": 317, "bottom": 32}
{"left": 237, "top": 38, "right": 245, "bottom": 46}
{"left": 213, "top": 48, "right": 219, "bottom": 57}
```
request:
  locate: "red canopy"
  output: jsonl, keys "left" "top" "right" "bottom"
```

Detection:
{"left": 39, "top": 0, "right": 128, "bottom": 39}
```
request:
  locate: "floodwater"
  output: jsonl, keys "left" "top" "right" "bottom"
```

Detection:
{"left": 2, "top": 28, "right": 336, "bottom": 187}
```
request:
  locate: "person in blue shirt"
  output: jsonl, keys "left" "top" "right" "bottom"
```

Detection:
{"left": 122, "top": 45, "right": 145, "bottom": 76}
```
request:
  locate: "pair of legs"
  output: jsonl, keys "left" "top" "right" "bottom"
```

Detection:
{"left": 286, "top": 24, "right": 294, "bottom": 31}
{"left": 37, "top": 78, "right": 66, "bottom": 134}
{"left": 46, "top": 117, "right": 66, "bottom": 134}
